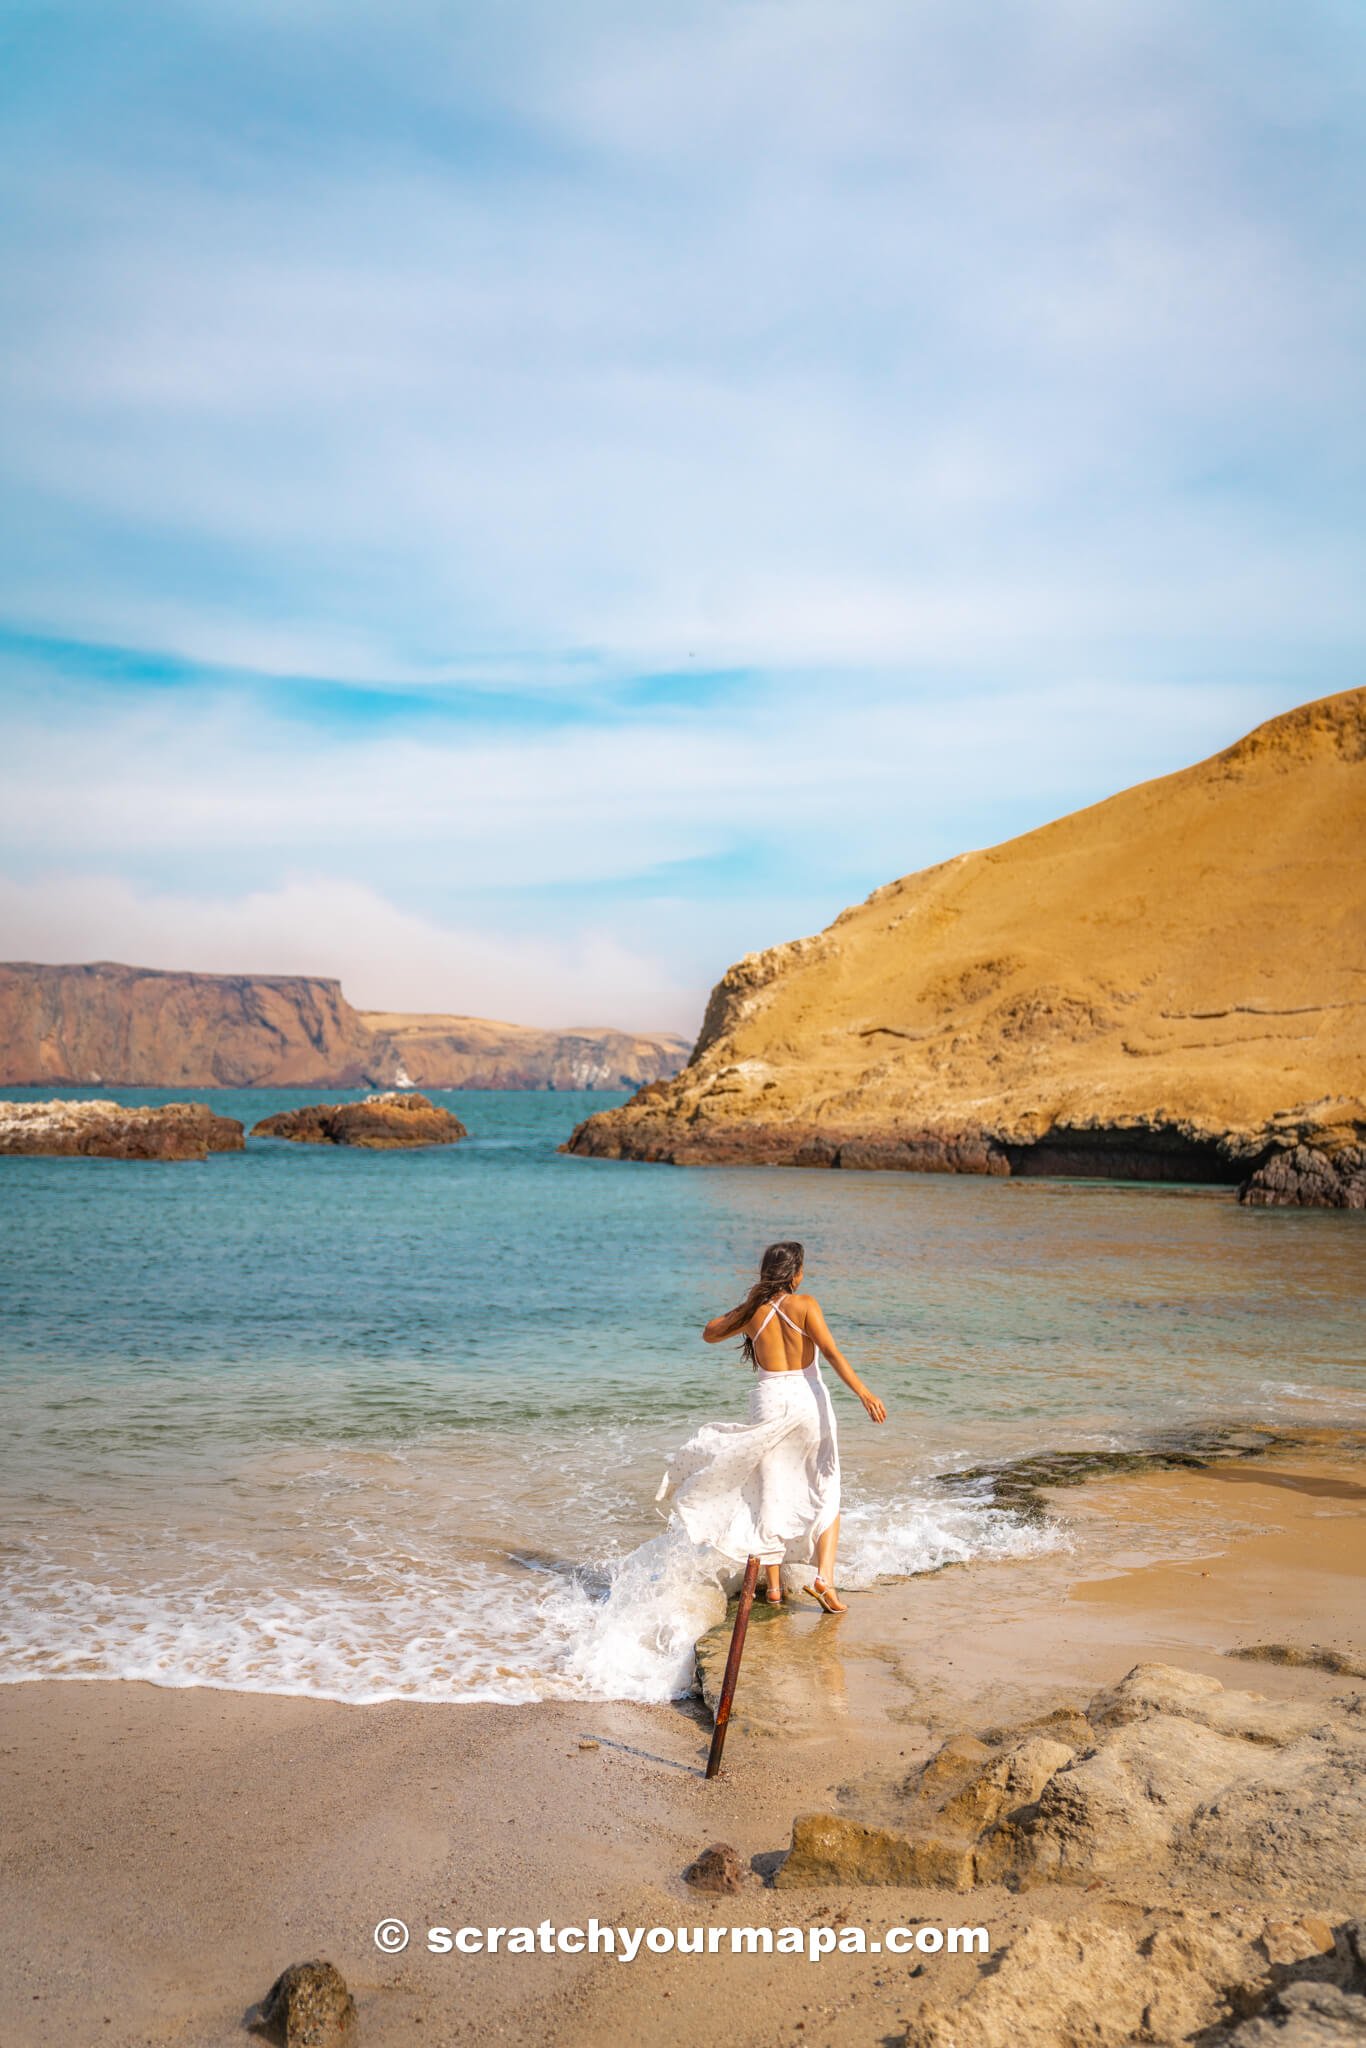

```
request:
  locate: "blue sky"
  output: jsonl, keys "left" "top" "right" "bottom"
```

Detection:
{"left": 1, "top": 0, "right": 1363, "bottom": 1032}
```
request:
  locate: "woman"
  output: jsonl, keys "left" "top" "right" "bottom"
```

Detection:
{"left": 656, "top": 1240, "right": 886, "bottom": 1613}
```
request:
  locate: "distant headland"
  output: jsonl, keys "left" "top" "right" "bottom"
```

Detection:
{"left": 0, "top": 960, "right": 691, "bottom": 1091}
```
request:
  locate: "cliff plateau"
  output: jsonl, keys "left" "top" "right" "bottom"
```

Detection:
{"left": 0, "top": 961, "right": 689, "bottom": 1090}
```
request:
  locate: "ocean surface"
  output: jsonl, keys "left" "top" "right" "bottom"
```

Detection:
{"left": 1, "top": 1086, "right": 1362, "bottom": 1706}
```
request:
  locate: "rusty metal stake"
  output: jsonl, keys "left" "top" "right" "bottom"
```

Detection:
{"left": 705, "top": 1554, "right": 760, "bottom": 1779}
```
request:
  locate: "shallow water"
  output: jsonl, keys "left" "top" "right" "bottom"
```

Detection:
{"left": 1, "top": 1086, "right": 1361, "bottom": 1704}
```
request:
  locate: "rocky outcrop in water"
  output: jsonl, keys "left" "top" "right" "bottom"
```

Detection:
{"left": 1238, "top": 1144, "right": 1366, "bottom": 1209}
{"left": 567, "top": 689, "right": 1365, "bottom": 1183}
{"left": 0, "top": 960, "right": 690, "bottom": 1091}
{"left": 0, "top": 1097, "right": 244, "bottom": 1160}
{"left": 251, "top": 1091, "right": 467, "bottom": 1148}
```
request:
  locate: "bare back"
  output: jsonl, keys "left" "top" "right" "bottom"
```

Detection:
{"left": 747, "top": 1291, "right": 817, "bottom": 1373}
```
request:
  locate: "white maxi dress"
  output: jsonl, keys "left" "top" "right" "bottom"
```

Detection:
{"left": 656, "top": 1295, "right": 841, "bottom": 1568}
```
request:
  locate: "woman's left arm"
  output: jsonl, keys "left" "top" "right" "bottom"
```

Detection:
{"left": 804, "top": 1298, "right": 887, "bottom": 1423}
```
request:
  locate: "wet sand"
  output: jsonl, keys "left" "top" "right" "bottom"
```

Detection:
{"left": 2, "top": 1438, "right": 1362, "bottom": 2047}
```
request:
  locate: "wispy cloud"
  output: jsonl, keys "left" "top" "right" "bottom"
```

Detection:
{"left": 0, "top": 1, "right": 1362, "bottom": 1024}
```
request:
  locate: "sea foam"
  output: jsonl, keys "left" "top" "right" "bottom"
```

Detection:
{"left": 0, "top": 1484, "right": 1058, "bottom": 1707}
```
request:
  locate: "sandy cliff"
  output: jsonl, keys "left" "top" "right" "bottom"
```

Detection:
{"left": 567, "top": 688, "right": 1366, "bottom": 1181}
{"left": 0, "top": 962, "right": 689, "bottom": 1089}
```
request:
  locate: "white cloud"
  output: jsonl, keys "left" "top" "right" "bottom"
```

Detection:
{"left": 0, "top": 3, "right": 1361, "bottom": 678}
{"left": 0, "top": 671, "right": 1286, "bottom": 879}
{"left": 0, "top": 871, "right": 697, "bottom": 1033}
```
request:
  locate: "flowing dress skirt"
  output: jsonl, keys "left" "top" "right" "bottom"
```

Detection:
{"left": 656, "top": 1362, "right": 841, "bottom": 1568}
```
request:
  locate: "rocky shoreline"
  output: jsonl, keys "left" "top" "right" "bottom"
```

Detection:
{"left": 563, "top": 1107, "right": 1366, "bottom": 1207}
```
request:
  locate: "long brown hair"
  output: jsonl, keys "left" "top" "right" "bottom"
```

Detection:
{"left": 716, "top": 1240, "right": 805, "bottom": 1367}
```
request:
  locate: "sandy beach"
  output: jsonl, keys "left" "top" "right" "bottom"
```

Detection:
{"left": 3, "top": 1433, "right": 1362, "bottom": 2047}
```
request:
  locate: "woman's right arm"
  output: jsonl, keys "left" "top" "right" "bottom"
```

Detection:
{"left": 804, "top": 1299, "right": 886, "bottom": 1423}
{"left": 703, "top": 1310, "right": 742, "bottom": 1344}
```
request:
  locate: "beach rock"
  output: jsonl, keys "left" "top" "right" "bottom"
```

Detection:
{"left": 988, "top": 1713, "right": 1263, "bottom": 1884}
{"left": 902, "top": 1731, "right": 996, "bottom": 1801}
{"left": 775, "top": 1666, "right": 1366, "bottom": 1908}
{"left": 1219, "top": 1922, "right": 1366, "bottom": 2044}
{"left": 1225, "top": 1981, "right": 1366, "bottom": 2043}
{"left": 1238, "top": 1144, "right": 1366, "bottom": 1209}
{"left": 0, "top": 1097, "right": 244, "bottom": 1160}
{"left": 256, "top": 1959, "right": 356, "bottom": 2046}
{"left": 682, "top": 1842, "right": 746, "bottom": 1894}
{"left": 565, "top": 688, "right": 1366, "bottom": 1181}
{"left": 252, "top": 1091, "right": 467, "bottom": 1148}
{"left": 899, "top": 1906, "right": 1365, "bottom": 2048}
{"left": 935, "top": 1733, "right": 1078, "bottom": 1835}
{"left": 903, "top": 1909, "right": 1279, "bottom": 2048}
{"left": 774, "top": 1812, "right": 976, "bottom": 1891}
{"left": 1085, "top": 1661, "right": 1330, "bottom": 1744}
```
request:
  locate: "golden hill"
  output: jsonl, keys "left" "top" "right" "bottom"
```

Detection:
{"left": 567, "top": 688, "right": 1366, "bottom": 1186}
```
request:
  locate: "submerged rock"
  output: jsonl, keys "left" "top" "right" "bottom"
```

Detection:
{"left": 937, "top": 1425, "right": 1297, "bottom": 1524}
{"left": 0, "top": 1097, "right": 244, "bottom": 1160}
{"left": 1238, "top": 1144, "right": 1366, "bottom": 1209}
{"left": 252, "top": 1091, "right": 467, "bottom": 1149}
{"left": 256, "top": 1958, "right": 356, "bottom": 2046}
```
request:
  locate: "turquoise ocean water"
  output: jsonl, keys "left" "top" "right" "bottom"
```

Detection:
{"left": 1, "top": 1086, "right": 1362, "bottom": 1704}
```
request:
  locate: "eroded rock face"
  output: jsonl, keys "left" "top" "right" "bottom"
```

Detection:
{"left": 1226, "top": 1978, "right": 1366, "bottom": 2043}
{"left": 0, "top": 962, "right": 378, "bottom": 1088}
{"left": 776, "top": 1671, "right": 1366, "bottom": 2048}
{"left": 566, "top": 689, "right": 1366, "bottom": 1178}
{"left": 776, "top": 1664, "right": 1366, "bottom": 1908}
{"left": 252, "top": 1092, "right": 467, "bottom": 1148}
{"left": 1239, "top": 1145, "right": 1366, "bottom": 1209}
{"left": 257, "top": 1958, "right": 356, "bottom": 2046}
{"left": 0, "top": 1098, "right": 244, "bottom": 1160}
{"left": 903, "top": 1909, "right": 1351, "bottom": 2048}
